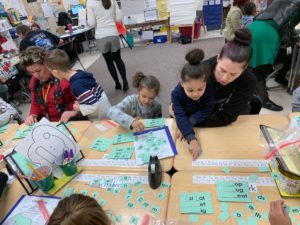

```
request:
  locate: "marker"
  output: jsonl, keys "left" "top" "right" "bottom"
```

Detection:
{"left": 141, "top": 214, "right": 150, "bottom": 225}
{"left": 37, "top": 199, "right": 50, "bottom": 222}
{"left": 70, "top": 149, "right": 74, "bottom": 159}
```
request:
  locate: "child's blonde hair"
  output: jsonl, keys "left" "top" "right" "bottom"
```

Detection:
{"left": 48, "top": 194, "right": 111, "bottom": 225}
{"left": 44, "top": 49, "right": 71, "bottom": 72}
{"left": 132, "top": 72, "right": 160, "bottom": 95}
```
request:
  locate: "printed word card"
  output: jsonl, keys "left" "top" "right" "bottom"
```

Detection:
{"left": 180, "top": 192, "right": 214, "bottom": 214}
{"left": 217, "top": 181, "right": 251, "bottom": 203}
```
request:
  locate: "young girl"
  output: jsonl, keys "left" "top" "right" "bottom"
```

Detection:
{"left": 171, "top": 49, "right": 214, "bottom": 160}
{"left": 48, "top": 194, "right": 111, "bottom": 225}
{"left": 241, "top": 2, "right": 257, "bottom": 28}
{"left": 108, "top": 72, "right": 161, "bottom": 132}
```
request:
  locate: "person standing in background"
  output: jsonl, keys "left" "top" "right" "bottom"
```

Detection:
{"left": 224, "top": 0, "right": 250, "bottom": 41}
{"left": 86, "top": 0, "right": 129, "bottom": 91}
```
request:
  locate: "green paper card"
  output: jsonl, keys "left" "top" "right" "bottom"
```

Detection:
{"left": 137, "top": 196, "right": 144, "bottom": 203}
{"left": 91, "top": 191, "right": 100, "bottom": 199}
{"left": 223, "top": 166, "right": 231, "bottom": 174}
{"left": 161, "top": 182, "right": 171, "bottom": 189}
{"left": 255, "top": 194, "right": 268, "bottom": 203}
{"left": 180, "top": 192, "right": 214, "bottom": 214}
{"left": 220, "top": 202, "right": 229, "bottom": 212}
{"left": 248, "top": 174, "right": 258, "bottom": 182}
{"left": 246, "top": 203, "right": 256, "bottom": 211}
{"left": 219, "top": 212, "right": 230, "bottom": 222}
{"left": 216, "top": 181, "right": 251, "bottom": 203}
{"left": 189, "top": 214, "right": 199, "bottom": 223}
{"left": 89, "top": 137, "right": 112, "bottom": 152}
{"left": 99, "top": 199, "right": 107, "bottom": 206}
{"left": 63, "top": 187, "right": 76, "bottom": 197}
{"left": 233, "top": 210, "right": 244, "bottom": 219}
{"left": 259, "top": 166, "right": 270, "bottom": 172}
{"left": 150, "top": 205, "right": 160, "bottom": 214}
{"left": 247, "top": 217, "right": 258, "bottom": 225}
{"left": 141, "top": 201, "right": 150, "bottom": 209}
{"left": 14, "top": 214, "right": 32, "bottom": 225}
{"left": 107, "top": 146, "right": 134, "bottom": 159}
{"left": 0, "top": 124, "right": 9, "bottom": 133}
{"left": 127, "top": 202, "right": 135, "bottom": 208}
{"left": 113, "top": 132, "right": 134, "bottom": 144}
{"left": 290, "top": 206, "right": 300, "bottom": 215}
{"left": 157, "top": 192, "right": 166, "bottom": 200}
{"left": 129, "top": 216, "right": 139, "bottom": 225}
{"left": 203, "top": 221, "right": 213, "bottom": 225}
{"left": 253, "top": 211, "right": 263, "bottom": 220}
{"left": 144, "top": 118, "right": 165, "bottom": 128}
{"left": 80, "top": 189, "right": 89, "bottom": 195}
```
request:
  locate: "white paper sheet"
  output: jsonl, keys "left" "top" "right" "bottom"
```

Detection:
{"left": 1, "top": 195, "right": 60, "bottom": 225}
{"left": 145, "top": 0, "right": 156, "bottom": 8}
{"left": 69, "top": 0, "right": 80, "bottom": 5}
{"left": 15, "top": 118, "right": 80, "bottom": 167}
{"left": 77, "top": 158, "right": 145, "bottom": 167}
{"left": 192, "top": 159, "right": 269, "bottom": 167}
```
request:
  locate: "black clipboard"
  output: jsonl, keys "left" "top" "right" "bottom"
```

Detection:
{"left": 4, "top": 122, "right": 85, "bottom": 195}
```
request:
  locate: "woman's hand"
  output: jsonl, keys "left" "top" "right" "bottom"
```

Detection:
{"left": 73, "top": 101, "right": 80, "bottom": 112}
{"left": 176, "top": 129, "right": 185, "bottom": 141}
{"left": 25, "top": 115, "right": 37, "bottom": 125}
{"left": 59, "top": 110, "right": 78, "bottom": 123}
{"left": 188, "top": 139, "right": 202, "bottom": 160}
{"left": 269, "top": 200, "right": 292, "bottom": 225}
{"left": 131, "top": 119, "right": 145, "bottom": 132}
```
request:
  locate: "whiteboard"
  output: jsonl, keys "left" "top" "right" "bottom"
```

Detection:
{"left": 121, "top": 0, "right": 145, "bottom": 17}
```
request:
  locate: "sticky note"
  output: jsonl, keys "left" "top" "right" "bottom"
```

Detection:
{"left": 246, "top": 203, "right": 256, "bottom": 211}
{"left": 253, "top": 211, "right": 263, "bottom": 220}
{"left": 180, "top": 192, "right": 214, "bottom": 214}
{"left": 259, "top": 166, "right": 270, "bottom": 172}
{"left": 91, "top": 191, "right": 100, "bottom": 199}
{"left": 89, "top": 137, "right": 112, "bottom": 152}
{"left": 144, "top": 118, "right": 165, "bottom": 128}
{"left": 127, "top": 202, "right": 135, "bottom": 208}
{"left": 150, "top": 205, "right": 160, "bottom": 214}
{"left": 220, "top": 202, "right": 229, "bottom": 212}
{"left": 222, "top": 166, "right": 231, "bottom": 174}
{"left": 290, "top": 206, "right": 300, "bottom": 215}
{"left": 80, "top": 189, "right": 89, "bottom": 195}
{"left": 141, "top": 201, "right": 150, "bottom": 209}
{"left": 107, "top": 146, "right": 134, "bottom": 159}
{"left": 137, "top": 196, "right": 144, "bottom": 203}
{"left": 138, "top": 188, "right": 145, "bottom": 195}
{"left": 62, "top": 187, "right": 76, "bottom": 197}
{"left": 248, "top": 174, "right": 258, "bottom": 182}
{"left": 219, "top": 212, "right": 230, "bottom": 222}
{"left": 189, "top": 214, "right": 199, "bottom": 223}
{"left": 216, "top": 181, "right": 251, "bottom": 203}
{"left": 14, "top": 214, "right": 32, "bottom": 225}
{"left": 255, "top": 194, "right": 268, "bottom": 203}
{"left": 113, "top": 132, "right": 134, "bottom": 144}
{"left": 233, "top": 210, "right": 244, "bottom": 219}
{"left": 237, "top": 218, "right": 247, "bottom": 225}
{"left": 129, "top": 216, "right": 139, "bottom": 225}
{"left": 157, "top": 192, "right": 166, "bottom": 200}
{"left": 99, "top": 199, "right": 107, "bottom": 206}
{"left": 247, "top": 217, "right": 258, "bottom": 225}
{"left": 161, "top": 182, "right": 171, "bottom": 189}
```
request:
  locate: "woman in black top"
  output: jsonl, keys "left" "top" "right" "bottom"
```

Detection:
{"left": 170, "top": 28, "right": 258, "bottom": 127}
{"left": 58, "top": 12, "right": 73, "bottom": 30}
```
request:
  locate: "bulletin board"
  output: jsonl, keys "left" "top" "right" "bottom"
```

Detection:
{"left": 0, "top": 0, "right": 27, "bottom": 16}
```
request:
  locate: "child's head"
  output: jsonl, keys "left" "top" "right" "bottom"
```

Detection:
{"left": 181, "top": 48, "right": 210, "bottom": 101}
{"left": 244, "top": 2, "right": 256, "bottom": 16}
{"left": 48, "top": 194, "right": 111, "bottom": 225}
{"left": 133, "top": 72, "right": 160, "bottom": 108}
{"left": 44, "top": 49, "right": 72, "bottom": 80}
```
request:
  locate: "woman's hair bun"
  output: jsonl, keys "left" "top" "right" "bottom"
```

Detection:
{"left": 234, "top": 28, "right": 252, "bottom": 46}
{"left": 185, "top": 48, "right": 205, "bottom": 65}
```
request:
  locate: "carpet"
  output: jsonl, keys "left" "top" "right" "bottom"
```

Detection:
{"left": 87, "top": 38, "right": 224, "bottom": 116}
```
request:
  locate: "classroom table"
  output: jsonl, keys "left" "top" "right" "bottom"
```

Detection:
{"left": 0, "top": 170, "right": 171, "bottom": 224}
{"left": 77, "top": 119, "right": 177, "bottom": 172}
{"left": 167, "top": 171, "right": 300, "bottom": 225}
{"left": 288, "top": 112, "right": 300, "bottom": 121}
{"left": 174, "top": 114, "right": 289, "bottom": 173}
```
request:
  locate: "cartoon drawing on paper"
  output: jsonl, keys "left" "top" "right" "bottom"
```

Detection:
{"left": 15, "top": 118, "right": 80, "bottom": 167}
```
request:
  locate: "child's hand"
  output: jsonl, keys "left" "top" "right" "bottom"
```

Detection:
{"left": 25, "top": 115, "right": 37, "bottom": 125}
{"left": 131, "top": 119, "right": 145, "bottom": 132}
{"left": 189, "top": 139, "right": 202, "bottom": 160}
{"left": 60, "top": 110, "right": 78, "bottom": 123}
{"left": 73, "top": 101, "right": 80, "bottom": 112}
{"left": 269, "top": 200, "right": 291, "bottom": 225}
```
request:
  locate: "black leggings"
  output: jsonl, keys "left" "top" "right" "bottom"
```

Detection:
{"left": 102, "top": 49, "right": 127, "bottom": 85}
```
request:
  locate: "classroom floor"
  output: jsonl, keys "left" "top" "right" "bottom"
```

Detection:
{"left": 18, "top": 35, "right": 293, "bottom": 119}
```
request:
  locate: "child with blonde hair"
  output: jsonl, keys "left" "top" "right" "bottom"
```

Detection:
{"left": 108, "top": 72, "right": 161, "bottom": 132}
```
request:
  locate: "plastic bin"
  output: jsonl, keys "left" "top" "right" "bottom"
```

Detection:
{"left": 153, "top": 35, "right": 167, "bottom": 44}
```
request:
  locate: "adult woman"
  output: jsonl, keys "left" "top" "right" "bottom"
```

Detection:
{"left": 170, "top": 28, "right": 258, "bottom": 128}
{"left": 19, "top": 46, "right": 79, "bottom": 125}
{"left": 86, "top": 0, "right": 129, "bottom": 91}
{"left": 249, "top": 0, "right": 300, "bottom": 111}
{"left": 57, "top": 12, "right": 73, "bottom": 30}
{"left": 224, "top": 0, "right": 250, "bottom": 41}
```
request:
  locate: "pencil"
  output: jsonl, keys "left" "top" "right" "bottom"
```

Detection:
{"left": 27, "top": 163, "right": 44, "bottom": 179}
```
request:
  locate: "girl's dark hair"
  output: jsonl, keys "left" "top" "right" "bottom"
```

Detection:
{"left": 101, "top": 0, "right": 111, "bottom": 9}
{"left": 219, "top": 28, "right": 252, "bottom": 67}
{"left": 233, "top": 0, "right": 249, "bottom": 8}
{"left": 48, "top": 194, "right": 111, "bottom": 225}
{"left": 181, "top": 48, "right": 210, "bottom": 82}
{"left": 244, "top": 2, "right": 256, "bottom": 16}
{"left": 133, "top": 72, "right": 160, "bottom": 95}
